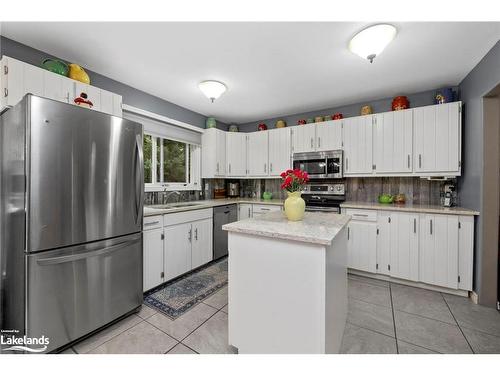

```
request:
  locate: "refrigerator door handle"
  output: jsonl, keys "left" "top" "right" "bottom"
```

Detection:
{"left": 135, "top": 133, "right": 144, "bottom": 226}
{"left": 36, "top": 240, "right": 132, "bottom": 266}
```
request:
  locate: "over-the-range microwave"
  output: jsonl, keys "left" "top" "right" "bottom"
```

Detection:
{"left": 292, "top": 150, "right": 343, "bottom": 179}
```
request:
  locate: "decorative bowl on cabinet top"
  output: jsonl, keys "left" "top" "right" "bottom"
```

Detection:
{"left": 41, "top": 59, "right": 69, "bottom": 76}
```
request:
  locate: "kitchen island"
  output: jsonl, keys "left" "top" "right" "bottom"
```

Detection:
{"left": 223, "top": 211, "right": 351, "bottom": 354}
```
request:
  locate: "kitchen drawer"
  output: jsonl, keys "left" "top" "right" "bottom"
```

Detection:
{"left": 252, "top": 204, "right": 282, "bottom": 214}
{"left": 143, "top": 215, "right": 163, "bottom": 230}
{"left": 343, "top": 208, "right": 377, "bottom": 222}
{"left": 163, "top": 208, "right": 213, "bottom": 226}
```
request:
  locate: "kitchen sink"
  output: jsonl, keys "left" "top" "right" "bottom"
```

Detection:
{"left": 148, "top": 202, "right": 207, "bottom": 209}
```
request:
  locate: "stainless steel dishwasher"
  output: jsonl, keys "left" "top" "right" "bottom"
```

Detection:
{"left": 213, "top": 204, "right": 238, "bottom": 259}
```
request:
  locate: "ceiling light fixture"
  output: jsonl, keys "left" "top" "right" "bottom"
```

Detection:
{"left": 349, "top": 24, "right": 397, "bottom": 63}
{"left": 199, "top": 80, "right": 227, "bottom": 103}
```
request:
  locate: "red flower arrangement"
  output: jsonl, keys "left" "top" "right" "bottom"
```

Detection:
{"left": 280, "top": 169, "right": 309, "bottom": 192}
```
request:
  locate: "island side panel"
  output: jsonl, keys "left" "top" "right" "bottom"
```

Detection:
{"left": 228, "top": 232, "right": 327, "bottom": 354}
{"left": 324, "top": 225, "right": 348, "bottom": 353}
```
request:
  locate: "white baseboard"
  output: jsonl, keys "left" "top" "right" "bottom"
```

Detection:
{"left": 348, "top": 269, "right": 470, "bottom": 297}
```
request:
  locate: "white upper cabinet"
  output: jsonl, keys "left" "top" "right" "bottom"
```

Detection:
{"left": 226, "top": 132, "right": 248, "bottom": 177}
{"left": 343, "top": 115, "right": 374, "bottom": 175}
{"left": 1, "top": 56, "right": 123, "bottom": 116}
{"left": 202, "top": 128, "right": 226, "bottom": 178}
{"left": 291, "top": 123, "right": 316, "bottom": 153}
{"left": 268, "top": 128, "right": 291, "bottom": 176}
{"left": 413, "top": 102, "right": 461, "bottom": 175}
{"left": 316, "top": 120, "right": 343, "bottom": 151}
{"left": 100, "top": 88, "right": 122, "bottom": 117}
{"left": 1, "top": 56, "right": 43, "bottom": 107}
{"left": 373, "top": 109, "right": 413, "bottom": 173}
{"left": 247, "top": 131, "right": 269, "bottom": 176}
{"left": 43, "top": 70, "right": 75, "bottom": 103}
{"left": 74, "top": 82, "right": 101, "bottom": 112}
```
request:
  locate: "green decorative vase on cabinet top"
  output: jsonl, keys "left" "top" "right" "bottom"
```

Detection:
{"left": 206, "top": 117, "right": 217, "bottom": 129}
{"left": 284, "top": 191, "right": 305, "bottom": 221}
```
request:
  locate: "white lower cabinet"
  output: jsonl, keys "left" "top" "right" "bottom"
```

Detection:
{"left": 376, "top": 212, "right": 391, "bottom": 275}
{"left": 345, "top": 208, "right": 474, "bottom": 292}
{"left": 346, "top": 211, "right": 377, "bottom": 273}
{"left": 191, "top": 218, "right": 214, "bottom": 269}
{"left": 164, "top": 222, "right": 193, "bottom": 280}
{"left": 143, "top": 227, "right": 164, "bottom": 292}
{"left": 419, "top": 214, "right": 459, "bottom": 289}
{"left": 252, "top": 204, "right": 282, "bottom": 218}
{"left": 389, "top": 213, "right": 419, "bottom": 282}
{"left": 142, "top": 209, "right": 214, "bottom": 291}
{"left": 238, "top": 204, "right": 253, "bottom": 220}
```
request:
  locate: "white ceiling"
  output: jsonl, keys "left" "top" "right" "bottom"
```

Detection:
{"left": 2, "top": 22, "right": 499, "bottom": 123}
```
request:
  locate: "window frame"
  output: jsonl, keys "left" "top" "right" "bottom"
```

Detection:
{"left": 144, "top": 133, "right": 201, "bottom": 192}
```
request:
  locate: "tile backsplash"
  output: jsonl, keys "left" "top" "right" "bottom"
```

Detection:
{"left": 144, "top": 190, "right": 202, "bottom": 205}
{"left": 345, "top": 177, "right": 452, "bottom": 205}
{"left": 202, "top": 177, "right": 456, "bottom": 205}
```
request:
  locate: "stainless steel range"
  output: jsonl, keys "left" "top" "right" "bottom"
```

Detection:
{"left": 302, "top": 182, "right": 346, "bottom": 213}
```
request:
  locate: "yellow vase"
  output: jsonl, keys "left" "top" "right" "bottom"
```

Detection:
{"left": 284, "top": 191, "right": 305, "bottom": 221}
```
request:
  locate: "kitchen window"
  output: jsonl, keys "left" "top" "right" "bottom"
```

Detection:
{"left": 143, "top": 133, "right": 201, "bottom": 191}
{"left": 123, "top": 106, "right": 203, "bottom": 193}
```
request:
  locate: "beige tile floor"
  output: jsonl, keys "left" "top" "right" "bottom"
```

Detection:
{"left": 63, "top": 275, "right": 500, "bottom": 354}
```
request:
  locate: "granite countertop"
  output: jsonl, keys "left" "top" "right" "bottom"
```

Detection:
{"left": 144, "top": 198, "right": 284, "bottom": 217}
{"left": 340, "top": 201, "right": 480, "bottom": 216}
{"left": 222, "top": 211, "right": 351, "bottom": 246}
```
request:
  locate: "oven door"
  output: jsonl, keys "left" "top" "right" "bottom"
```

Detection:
{"left": 293, "top": 157, "right": 328, "bottom": 177}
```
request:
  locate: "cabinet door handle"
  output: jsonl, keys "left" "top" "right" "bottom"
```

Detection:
{"left": 248, "top": 207, "right": 251, "bottom": 216}
{"left": 194, "top": 228, "right": 198, "bottom": 241}
{"left": 270, "top": 163, "right": 273, "bottom": 173}
{"left": 216, "top": 162, "right": 219, "bottom": 173}
{"left": 188, "top": 228, "right": 192, "bottom": 242}
{"left": 346, "top": 158, "right": 349, "bottom": 171}
{"left": 264, "top": 163, "right": 267, "bottom": 173}
{"left": 419, "top": 154, "right": 422, "bottom": 168}
{"left": 407, "top": 154, "right": 410, "bottom": 169}
{"left": 144, "top": 221, "right": 160, "bottom": 226}
{"left": 347, "top": 227, "right": 350, "bottom": 240}
{"left": 260, "top": 208, "right": 271, "bottom": 211}
{"left": 310, "top": 138, "right": 314, "bottom": 149}
{"left": 353, "top": 213, "right": 368, "bottom": 217}
{"left": 318, "top": 137, "right": 321, "bottom": 148}
{"left": 229, "top": 163, "right": 231, "bottom": 174}
{"left": 413, "top": 218, "right": 416, "bottom": 233}
{"left": 430, "top": 219, "right": 433, "bottom": 235}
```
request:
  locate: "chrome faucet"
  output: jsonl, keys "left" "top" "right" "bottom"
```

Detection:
{"left": 164, "top": 191, "right": 181, "bottom": 204}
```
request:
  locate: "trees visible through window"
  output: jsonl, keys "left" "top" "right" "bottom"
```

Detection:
{"left": 143, "top": 133, "right": 200, "bottom": 190}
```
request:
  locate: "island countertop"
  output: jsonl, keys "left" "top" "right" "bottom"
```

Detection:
{"left": 222, "top": 211, "right": 350, "bottom": 246}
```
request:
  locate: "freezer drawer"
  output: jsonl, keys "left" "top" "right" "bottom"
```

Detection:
{"left": 26, "top": 233, "right": 143, "bottom": 352}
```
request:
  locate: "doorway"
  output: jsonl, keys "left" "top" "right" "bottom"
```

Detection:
{"left": 482, "top": 86, "right": 500, "bottom": 310}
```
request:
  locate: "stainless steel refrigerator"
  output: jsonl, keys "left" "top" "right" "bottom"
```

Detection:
{"left": 0, "top": 95, "right": 144, "bottom": 353}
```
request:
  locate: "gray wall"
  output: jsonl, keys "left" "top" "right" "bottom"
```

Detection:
{"left": 458, "top": 40, "right": 500, "bottom": 306}
{"left": 238, "top": 89, "right": 453, "bottom": 131}
{"left": 0, "top": 36, "right": 229, "bottom": 130}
